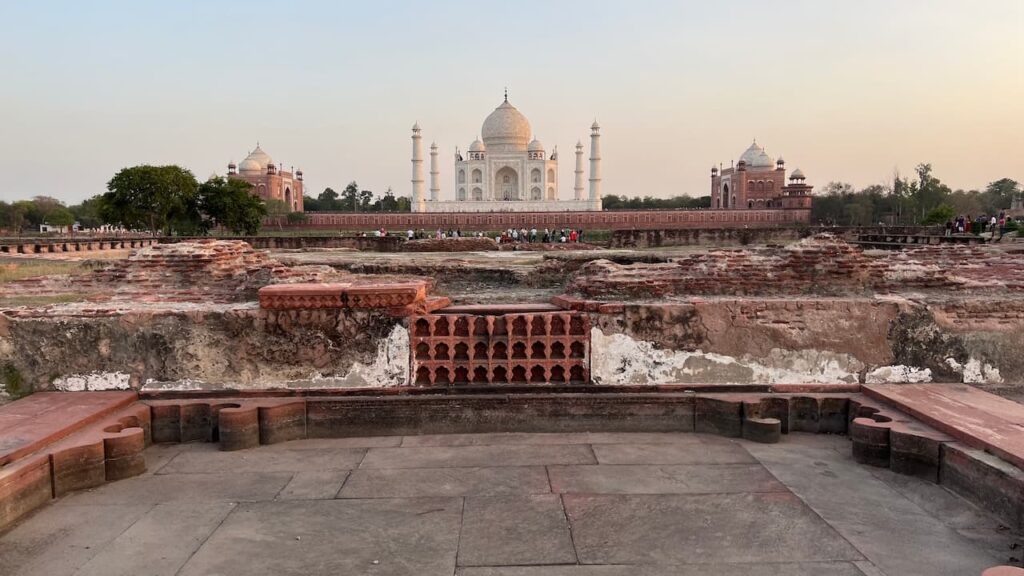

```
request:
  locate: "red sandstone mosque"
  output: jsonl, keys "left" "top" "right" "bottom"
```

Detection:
{"left": 711, "top": 141, "right": 812, "bottom": 210}
{"left": 227, "top": 144, "right": 304, "bottom": 212}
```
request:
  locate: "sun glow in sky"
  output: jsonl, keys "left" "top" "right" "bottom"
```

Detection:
{"left": 1, "top": 0, "right": 1021, "bottom": 203}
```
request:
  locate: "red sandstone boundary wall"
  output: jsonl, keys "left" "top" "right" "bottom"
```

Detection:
{"left": 265, "top": 208, "right": 811, "bottom": 232}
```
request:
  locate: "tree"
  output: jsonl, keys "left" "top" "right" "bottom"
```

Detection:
{"left": 341, "top": 181, "right": 360, "bottom": 211}
{"left": 45, "top": 206, "right": 76, "bottom": 229}
{"left": 302, "top": 195, "right": 322, "bottom": 212}
{"left": 264, "top": 199, "right": 290, "bottom": 231}
{"left": 376, "top": 187, "right": 399, "bottom": 212}
{"left": 318, "top": 187, "right": 339, "bottom": 203}
{"left": 100, "top": 165, "right": 200, "bottom": 235}
{"left": 69, "top": 196, "right": 105, "bottom": 229}
{"left": 315, "top": 187, "right": 339, "bottom": 211}
{"left": 983, "top": 178, "right": 1020, "bottom": 213}
{"left": 286, "top": 211, "right": 307, "bottom": 224}
{"left": 0, "top": 201, "right": 31, "bottom": 234}
{"left": 923, "top": 204, "right": 955, "bottom": 225}
{"left": 198, "top": 176, "right": 266, "bottom": 235}
{"left": 359, "top": 188, "right": 374, "bottom": 210}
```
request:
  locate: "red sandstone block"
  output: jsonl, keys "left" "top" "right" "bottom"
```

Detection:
{"left": 180, "top": 403, "right": 213, "bottom": 443}
{"left": 258, "top": 283, "right": 349, "bottom": 310}
{"left": 0, "top": 455, "right": 52, "bottom": 532}
{"left": 150, "top": 403, "right": 182, "bottom": 443}
{"left": 551, "top": 295, "right": 584, "bottom": 311}
{"left": 597, "top": 302, "right": 625, "bottom": 314}
{"left": 258, "top": 401, "right": 307, "bottom": 445}
{"left": 345, "top": 282, "right": 427, "bottom": 309}
{"left": 850, "top": 417, "right": 892, "bottom": 468}
{"left": 982, "top": 567, "right": 1024, "bottom": 576}
{"left": 218, "top": 406, "right": 260, "bottom": 451}
{"left": 695, "top": 396, "right": 743, "bottom": 437}
{"left": 50, "top": 441, "right": 106, "bottom": 496}
{"left": 103, "top": 428, "right": 147, "bottom": 481}
{"left": 390, "top": 296, "right": 452, "bottom": 318}
{"left": 941, "top": 442, "right": 1024, "bottom": 530}
{"left": 889, "top": 424, "right": 952, "bottom": 482}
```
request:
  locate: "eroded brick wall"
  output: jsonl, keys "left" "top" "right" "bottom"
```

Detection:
{"left": 571, "top": 235, "right": 1024, "bottom": 298}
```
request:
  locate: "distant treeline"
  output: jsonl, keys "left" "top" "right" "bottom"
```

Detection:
{"left": 811, "top": 164, "right": 1020, "bottom": 226}
{"left": 600, "top": 195, "right": 711, "bottom": 210}
{"left": 301, "top": 184, "right": 712, "bottom": 213}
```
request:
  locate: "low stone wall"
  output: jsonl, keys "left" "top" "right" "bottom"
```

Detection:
{"left": 0, "top": 237, "right": 157, "bottom": 254}
{"left": 162, "top": 235, "right": 403, "bottom": 252}
{"left": 609, "top": 227, "right": 807, "bottom": 248}
{"left": 268, "top": 208, "right": 812, "bottom": 232}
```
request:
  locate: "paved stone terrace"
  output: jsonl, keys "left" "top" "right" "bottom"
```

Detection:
{"left": 1, "top": 432, "right": 1018, "bottom": 576}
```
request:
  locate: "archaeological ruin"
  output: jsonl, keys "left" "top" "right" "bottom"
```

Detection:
{"left": 0, "top": 229, "right": 1022, "bottom": 575}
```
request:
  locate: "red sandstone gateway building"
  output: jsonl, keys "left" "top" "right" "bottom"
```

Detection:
{"left": 227, "top": 144, "right": 304, "bottom": 212}
{"left": 711, "top": 141, "right": 812, "bottom": 210}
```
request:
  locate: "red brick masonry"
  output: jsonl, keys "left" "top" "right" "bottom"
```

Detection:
{"left": 258, "top": 281, "right": 428, "bottom": 313}
{"left": 270, "top": 207, "right": 811, "bottom": 232}
{"left": 410, "top": 312, "right": 591, "bottom": 386}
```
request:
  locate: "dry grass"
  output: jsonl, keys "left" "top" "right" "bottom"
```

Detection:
{"left": 0, "top": 260, "right": 91, "bottom": 284}
{"left": 0, "top": 294, "right": 89, "bottom": 307}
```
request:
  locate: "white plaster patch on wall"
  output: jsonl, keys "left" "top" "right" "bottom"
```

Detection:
{"left": 330, "top": 323, "right": 410, "bottom": 387}
{"left": 865, "top": 365, "right": 932, "bottom": 384}
{"left": 945, "top": 357, "right": 1003, "bottom": 384}
{"left": 591, "top": 328, "right": 862, "bottom": 385}
{"left": 591, "top": 328, "right": 939, "bottom": 386}
{"left": 53, "top": 371, "right": 132, "bottom": 392}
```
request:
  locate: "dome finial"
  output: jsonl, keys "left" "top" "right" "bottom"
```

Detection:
{"left": 504, "top": 86, "right": 508, "bottom": 102}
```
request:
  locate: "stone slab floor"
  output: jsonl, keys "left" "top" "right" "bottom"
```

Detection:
{"left": 1, "top": 433, "right": 1020, "bottom": 576}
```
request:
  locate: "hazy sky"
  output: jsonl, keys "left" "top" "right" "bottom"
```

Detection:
{"left": 1, "top": 1, "right": 1021, "bottom": 204}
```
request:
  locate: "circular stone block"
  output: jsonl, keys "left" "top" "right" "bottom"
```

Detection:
{"left": 742, "top": 417, "right": 782, "bottom": 444}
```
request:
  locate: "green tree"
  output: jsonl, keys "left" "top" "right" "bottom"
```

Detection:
{"left": 982, "top": 178, "right": 1020, "bottom": 213}
{"left": 264, "top": 199, "right": 290, "bottom": 231}
{"left": 45, "top": 206, "right": 76, "bottom": 229}
{"left": 69, "top": 196, "right": 105, "bottom": 229}
{"left": 359, "top": 188, "right": 374, "bottom": 210}
{"left": 377, "top": 187, "right": 399, "bottom": 212}
{"left": 302, "top": 195, "right": 322, "bottom": 211}
{"left": 100, "top": 165, "right": 200, "bottom": 235}
{"left": 341, "top": 182, "right": 359, "bottom": 211}
{"left": 198, "top": 176, "right": 266, "bottom": 235}
{"left": 923, "top": 203, "right": 955, "bottom": 225}
{"left": 286, "top": 211, "right": 307, "bottom": 224}
{"left": 316, "top": 187, "right": 339, "bottom": 211}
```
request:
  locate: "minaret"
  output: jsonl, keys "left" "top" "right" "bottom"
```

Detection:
{"left": 429, "top": 142, "right": 440, "bottom": 202}
{"left": 411, "top": 123, "right": 425, "bottom": 212}
{"left": 574, "top": 140, "right": 585, "bottom": 201}
{"left": 588, "top": 120, "right": 602, "bottom": 208}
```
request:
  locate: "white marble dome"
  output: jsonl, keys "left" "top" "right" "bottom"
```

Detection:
{"left": 739, "top": 141, "right": 774, "bottom": 168}
{"left": 238, "top": 158, "right": 262, "bottom": 173}
{"left": 469, "top": 138, "right": 486, "bottom": 152}
{"left": 528, "top": 138, "right": 544, "bottom": 152}
{"left": 239, "top": 145, "right": 272, "bottom": 173}
{"left": 482, "top": 100, "right": 532, "bottom": 151}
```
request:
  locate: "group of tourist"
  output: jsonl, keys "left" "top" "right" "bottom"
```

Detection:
{"left": 945, "top": 212, "right": 1010, "bottom": 237}
{"left": 367, "top": 227, "right": 587, "bottom": 243}
{"left": 496, "top": 227, "right": 585, "bottom": 244}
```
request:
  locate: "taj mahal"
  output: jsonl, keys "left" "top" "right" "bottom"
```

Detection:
{"left": 411, "top": 94, "right": 603, "bottom": 212}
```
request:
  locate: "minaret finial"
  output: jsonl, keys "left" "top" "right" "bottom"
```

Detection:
{"left": 504, "top": 87, "right": 508, "bottom": 102}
